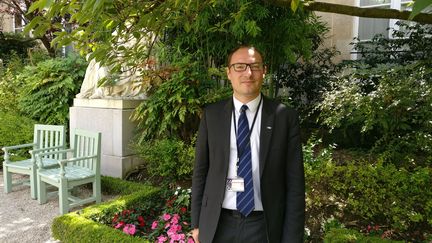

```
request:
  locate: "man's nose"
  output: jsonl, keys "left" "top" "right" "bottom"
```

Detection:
{"left": 244, "top": 65, "right": 252, "bottom": 75}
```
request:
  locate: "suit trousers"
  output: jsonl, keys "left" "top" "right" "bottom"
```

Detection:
{"left": 212, "top": 209, "right": 267, "bottom": 243}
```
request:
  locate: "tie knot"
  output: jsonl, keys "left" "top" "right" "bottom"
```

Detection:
{"left": 240, "top": 105, "right": 248, "bottom": 113}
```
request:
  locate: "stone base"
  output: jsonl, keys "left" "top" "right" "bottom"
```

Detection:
{"left": 70, "top": 98, "right": 145, "bottom": 178}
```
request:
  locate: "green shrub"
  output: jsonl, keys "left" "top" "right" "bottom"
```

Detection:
{"left": 133, "top": 138, "right": 195, "bottom": 185}
{"left": 17, "top": 55, "right": 87, "bottom": 126}
{"left": 132, "top": 58, "right": 202, "bottom": 143}
{"left": 0, "top": 32, "right": 37, "bottom": 65}
{"left": 318, "top": 62, "right": 432, "bottom": 165}
{"left": 352, "top": 22, "right": 432, "bottom": 66}
{"left": 0, "top": 111, "right": 36, "bottom": 158}
{"left": 0, "top": 52, "right": 31, "bottom": 113}
{"left": 324, "top": 228, "right": 401, "bottom": 243}
{"left": 306, "top": 155, "right": 432, "bottom": 241}
{"left": 52, "top": 176, "right": 159, "bottom": 242}
{"left": 52, "top": 214, "right": 148, "bottom": 243}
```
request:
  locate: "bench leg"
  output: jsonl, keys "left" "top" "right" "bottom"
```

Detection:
{"left": 37, "top": 176, "right": 48, "bottom": 204}
{"left": 59, "top": 180, "right": 69, "bottom": 215}
{"left": 3, "top": 165, "right": 12, "bottom": 193}
{"left": 30, "top": 165, "right": 37, "bottom": 199}
{"left": 93, "top": 178, "right": 101, "bottom": 203}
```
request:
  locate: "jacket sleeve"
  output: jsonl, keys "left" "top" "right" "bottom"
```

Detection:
{"left": 191, "top": 109, "right": 210, "bottom": 229}
{"left": 282, "top": 109, "right": 305, "bottom": 242}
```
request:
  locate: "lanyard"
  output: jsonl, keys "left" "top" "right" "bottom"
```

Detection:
{"left": 232, "top": 96, "right": 263, "bottom": 172}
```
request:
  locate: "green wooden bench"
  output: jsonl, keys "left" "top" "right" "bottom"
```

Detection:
{"left": 2, "top": 124, "right": 66, "bottom": 199}
{"left": 36, "top": 129, "right": 102, "bottom": 215}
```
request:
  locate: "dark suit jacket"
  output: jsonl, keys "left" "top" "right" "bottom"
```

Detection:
{"left": 191, "top": 96, "right": 305, "bottom": 243}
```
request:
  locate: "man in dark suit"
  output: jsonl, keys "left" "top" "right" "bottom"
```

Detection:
{"left": 191, "top": 45, "right": 305, "bottom": 243}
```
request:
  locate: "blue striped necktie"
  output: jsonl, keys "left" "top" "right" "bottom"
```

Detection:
{"left": 236, "top": 104, "right": 255, "bottom": 217}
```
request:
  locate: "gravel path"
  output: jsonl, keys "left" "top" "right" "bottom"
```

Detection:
{"left": 0, "top": 170, "right": 115, "bottom": 243}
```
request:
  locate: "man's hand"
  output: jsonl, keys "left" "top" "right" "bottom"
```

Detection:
{"left": 192, "top": 228, "right": 200, "bottom": 243}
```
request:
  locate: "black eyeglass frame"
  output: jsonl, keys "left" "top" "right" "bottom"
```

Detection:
{"left": 228, "top": 62, "right": 265, "bottom": 72}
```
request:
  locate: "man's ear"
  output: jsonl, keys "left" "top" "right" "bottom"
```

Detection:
{"left": 226, "top": 67, "right": 231, "bottom": 80}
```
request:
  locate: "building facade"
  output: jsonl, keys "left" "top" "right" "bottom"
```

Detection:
{"left": 317, "top": 0, "right": 412, "bottom": 63}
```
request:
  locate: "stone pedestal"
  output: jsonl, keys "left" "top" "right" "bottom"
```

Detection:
{"left": 70, "top": 98, "right": 145, "bottom": 178}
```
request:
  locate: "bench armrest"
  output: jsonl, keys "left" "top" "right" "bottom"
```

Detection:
{"left": 2, "top": 143, "right": 36, "bottom": 152}
{"left": 35, "top": 149, "right": 74, "bottom": 167}
{"left": 58, "top": 155, "right": 97, "bottom": 166}
{"left": 58, "top": 155, "right": 98, "bottom": 176}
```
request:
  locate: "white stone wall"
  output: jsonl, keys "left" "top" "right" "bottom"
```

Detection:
{"left": 70, "top": 98, "right": 145, "bottom": 178}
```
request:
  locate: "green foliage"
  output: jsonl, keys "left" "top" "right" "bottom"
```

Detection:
{"left": 132, "top": 59, "right": 202, "bottom": 142}
{"left": 324, "top": 228, "right": 401, "bottom": 243}
{"left": 17, "top": 55, "right": 87, "bottom": 126}
{"left": 0, "top": 67, "right": 22, "bottom": 113}
{"left": 352, "top": 22, "right": 432, "bottom": 66}
{"left": 133, "top": 138, "right": 195, "bottom": 185}
{"left": 305, "top": 145, "right": 432, "bottom": 241}
{"left": 52, "top": 176, "right": 158, "bottom": 242}
{"left": 52, "top": 214, "right": 149, "bottom": 243}
{"left": 275, "top": 46, "right": 340, "bottom": 116}
{"left": 0, "top": 111, "right": 36, "bottom": 158}
{"left": 318, "top": 62, "right": 432, "bottom": 164}
{"left": 28, "top": 0, "right": 325, "bottom": 96}
{"left": 410, "top": 0, "right": 432, "bottom": 19}
{"left": 0, "top": 33, "right": 37, "bottom": 65}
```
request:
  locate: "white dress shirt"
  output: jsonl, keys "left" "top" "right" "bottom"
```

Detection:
{"left": 222, "top": 94, "right": 263, "bottom": 211}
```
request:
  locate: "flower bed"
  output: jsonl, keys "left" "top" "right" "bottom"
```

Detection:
{"left": 51, "top": 176, "right": 193, "bottom": 242}
{"left": 110, "top": 187, "right": 193, "bottom": 242}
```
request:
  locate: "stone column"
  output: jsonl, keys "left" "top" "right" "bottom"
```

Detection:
{"left": 69, "top": 98, "right": 144, "bottom": 178}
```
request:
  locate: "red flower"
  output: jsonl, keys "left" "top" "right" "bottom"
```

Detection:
{"left": 112, "top": 214, "right": 119, "bottom": 223}
{"left": 180, "top": 207, "right": 187, "bottom": 214}
{"left": 138, "top": 215, "right": 145, "bottom": 227}
{"left": 166, "top": 198, "right": 175, "bottom": 207}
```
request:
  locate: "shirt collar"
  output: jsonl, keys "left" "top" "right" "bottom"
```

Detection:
{"left": 233, "top": 94, "right": 262, "bottom": 113}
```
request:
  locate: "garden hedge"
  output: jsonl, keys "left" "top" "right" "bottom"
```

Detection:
{"left": 51, "top": 176, "right": 159, "bottom": 242}
{"left": 324, "top": 228, "right": 403, "bottom": 243}
{"left": 51, "top": 175, "right": 412, "bottom": 242}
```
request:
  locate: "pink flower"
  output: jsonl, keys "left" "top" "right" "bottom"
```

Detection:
{"left": 157, "top": 235, "right": 168, "bottom": 243}
{"left": 167, "top": 226, "right": 177, "bottom": 236}
{"left": 151, "top": 220, "right": 159, "bottom": 230}
{"left": 171, "top": 214, "right": 180, "bottom": 224}
{"left": 115, "top": 221, "right": 125, "bottom": 229}
{"left": 187, "top": 237, "right": 195, "bottom": 243}
{"left": 171, "top": 233, "right": 185, "bottom": 241}
{"left": 162, "top": 213, "right": 172, "bottom": 221}
{"left": 123, "top": 224, "right": 136, "bottom": 235}
{"left": 173, "top": 224, "right": 182, "bottom": 232}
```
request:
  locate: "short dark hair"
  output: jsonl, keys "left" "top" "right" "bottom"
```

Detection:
{"left": 226, "top": 45, "right": 264, "bottom": 66}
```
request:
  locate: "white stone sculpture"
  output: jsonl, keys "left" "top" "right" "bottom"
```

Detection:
{"left": 76, "top": 57, "right": 146, "bottom": 99}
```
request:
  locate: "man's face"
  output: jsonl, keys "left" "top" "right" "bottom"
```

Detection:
{"left": 227, "top": 47, "right": 266, "bottom": 103}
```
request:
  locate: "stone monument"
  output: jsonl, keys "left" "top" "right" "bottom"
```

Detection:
{"left": 70, "top": 57, "right": 146, "bottom": 178}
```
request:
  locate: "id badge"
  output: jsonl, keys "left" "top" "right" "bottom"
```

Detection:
{"left": 226, "top": 177, "right": 245, "bottom": 192}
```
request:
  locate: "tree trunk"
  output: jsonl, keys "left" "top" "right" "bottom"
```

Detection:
{"left": 39, "top": 35, "right": 56, "bottom": 57}
{"left": 267, "top": 1, "right": 432, "bottom": 25}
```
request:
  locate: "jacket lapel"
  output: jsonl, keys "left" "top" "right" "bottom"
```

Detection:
{"left": 222, "top": 99, "right": 233, "bottom": 175}
{"left": 259, "top": 97, "right": 274, "bottom": 177}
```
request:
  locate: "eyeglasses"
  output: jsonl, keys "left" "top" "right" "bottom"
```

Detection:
{"left": 229, "top": 63, "right": 264, "bottom": 72}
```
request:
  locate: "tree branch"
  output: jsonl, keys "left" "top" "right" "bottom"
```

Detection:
{"left": 267, "top": 1, "right": 432, "bottom": 25}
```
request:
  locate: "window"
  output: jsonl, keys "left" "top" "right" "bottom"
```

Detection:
{"left": 14, "top": 13, "right": 24, "bottom": 33}
{"left": 358, "top": 0, "right": 411, "bottom": 40}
